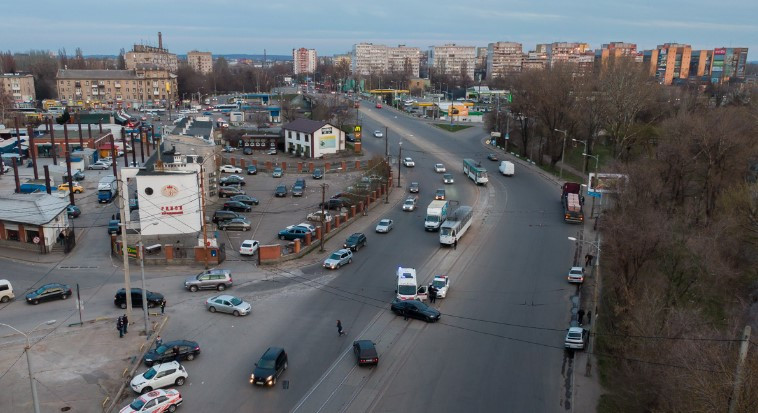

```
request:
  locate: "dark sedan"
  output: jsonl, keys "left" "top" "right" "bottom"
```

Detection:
{"left": 230, "top": 195, "right": 259, "bottom": 206}
{"left": 243, "top": 147, "right": 254, "bottom": 155}
{"left": 390, "top": 299, "right": 441, "bottom": 322}
{"left": 220, "top": 176, "right": 246, "bottom": 186}
{"left": 246, "top": 165, "right": 257, "bottom": 175}
{"left": 67, "top": 205, "right": 81, "bottom": 218}
{"left": 353, "top": 340, "right": 379, "bottom": 366}
{"left": 312, "top": 168, "right": 323, "bottom": 179}
{"left": 223, "top": 201, "right": 252, "bottom": 212}
{"left": 275, "top": 184, "right": 287, "bottom": 197}
{"left": 143, "top": 340, "right": 200, "bottom": 366}
{"left": 487, "top": 153, "right": 498, "bottom": 161}
{"left": 25, "top": 283, "right": 72, "bottom": 305}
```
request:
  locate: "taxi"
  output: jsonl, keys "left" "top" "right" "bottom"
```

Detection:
{"left": 120, "top": 389, "right": 182, "bottom": 412}
{"left": 57, "top": 182, "right": 84, "bottom": 194}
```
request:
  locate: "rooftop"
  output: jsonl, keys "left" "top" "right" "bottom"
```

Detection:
{"left": 282, "top": 118, "right": 329, "bottom": 134}
{"left": 57, "top": 69, "right": 139, "bottom": 80}
{"left": 0, "top": 193, "right": 69, "bottom": 225}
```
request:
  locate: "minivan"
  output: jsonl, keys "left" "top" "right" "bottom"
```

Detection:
{"left": 499, "top": 161, "right": 515, "bottom": 176}
{"left": 0, "top": 279, "right": 14, "bottom": 303}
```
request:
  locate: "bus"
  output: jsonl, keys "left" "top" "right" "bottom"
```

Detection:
{"left": 214, "top": 103, "right": 239, "bottom": 113}
{"left": 440, "top": 206, "right": 473, "bottom": 246}
{"left": 463, "top": 159, "right": 488, "bottom": 185}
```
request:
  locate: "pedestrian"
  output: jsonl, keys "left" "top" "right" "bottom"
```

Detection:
{"left": 403, "top": 308, "right": 408, "bottom": 321}
{"left": 337, "top": 320, "right": 345, "bottom": 336}
{"left": 173, "top": 346, "right": 181, "bottom": 363}
{"left": 116, "top": 316, "right": 124, "bottom": 338}
{"left": 587, "top": 310, "right": 592, "bottom": 325}
{"left": 453, "top": 239, "right": 457, "bottom": 250}
{"left": 122, "top": 314, "right": 128, "bottom": 334}
{"left": 578, "top": 309, "right": 585, "bottom": 326}
{"left": 429, "top": 286, "right": 437, "bottom": 304}
{"left": 585, "top": 254, "right": 594, "bottom": 267}
{"left": 160, "top": 299, "right": 166, "bottom": 315}
{"left": 155, "top": 335, "right": 163, "bottom": 348}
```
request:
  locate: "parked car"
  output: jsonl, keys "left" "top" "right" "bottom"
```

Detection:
{"left": 67, "top": 205, "right": 81, "bottom": 218}
{"left": 323, "top": 249, "right": 353, "bottom": 269}
{"left": 291, "top": 222, "right": 316, "bottom": 235}
{"left": 434, "top": 163, "right": 446, "bottom": 173}
{"left": 213, "top": 210, "right": 241, "bottom": 223}
{"left": 312, "top": 168, "right": 323, "bottom": 179}
{"left": 409, "top": 182, "right": 419, "bottom": 193}
{"left": 206, "top": 294, "right": 251, "bottom": 316}
{"left": 307, "top": 210, "right": 333, "bottom": 223}
{"left": 275, "top": 184, "right": 288, "bottom": 197}
{"left": 443, "top": 173, "right": 454, "bottom": 184}
{"left": 565, "top": 326, "right": 589, "bottom": 350}
{"left": 402, "top": 157, "right": 415, "bottom": 167}
{"left": 223, "top": 201, "right": 251, "bottom": 212}
{"left": 272, "top": 167, "right": 283, "bottom": 178}
{"left": 220, "top": 175, "right": 245, "bottom": 186}
{"left": 230, "top": 195, "right": 259, "bottom": 206}
{"left": 87, "top": 161, "right": 110, "bottom": 170}
{"left": 295, "top": 178, "right": 306, "bottom": 188}
{"left": 219, "top": 217, "right": 251, "bottom": 231}
{"left": 25, "top": 283, "right": 72, "bottom": 305}
{"left": 291, "top": 184, "right": 304, "bottom": 197}
{"left": 130, "top": 361, "right": 188, "bottom": 394}
{"left": 120, "top": 388, "right": 183, "bottom": 413}
{"left": 219, "top": 186, "right": 245, "bottom": 198}
{"left": 375, "top": 218, "right": 394, "bottom": 233}
{"left": 343, "top": 232, "right": 367, "bottom": 251}
{"left": 246, "top": 165, "right": 257, "bottom": 175}
{"left": 346, "top": 134, "right": 356, "bottom": 142}
{"left": 267, "top": 148, "right": 278, "bottom": 155}
{"left": 390, "top": 299, "right": 441, "bottom": 322}
{"left": 353, "top": 340, "right": 379, "bottom": 366}
{"left": 320, "top": 198, "right": 351, "bottom": 210}
{"left": 243, "top": 147, "right": 254, "bottom": 155}
{"left": 143, "top": 340, "right": 200, "bottom": 366}
{"left": 567, "top": 266, "right": 585, "bottom": 284}
{"left": 375, "top": 102, "right": 382, "bottom": 109}
{"left": 239, "top": 240, "right": 260, "bottom": 256}
{"left": 435, "top": 188, "right": 446, "bottom": 200}
{"left": 108, "top": 219, "right": 121, "bottom": 235}
{"left": 250, "top": 347, "right": 288, "bottom": 386}
{"left": 184, "top": 269, "right": 233, "bottom": 292}
{"left": 220, "top": 164, "right": 242, "bottom": 173}
{"left": 278, "top": 226, "right": 309, "bottom": 241}
{"left": 0, "top": 279, "right": 14, "bottom": 303}
{"left": 114, "top": 288, "right": 164, "bottom": 309}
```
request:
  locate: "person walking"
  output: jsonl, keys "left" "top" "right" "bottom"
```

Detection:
{"left": 155, "top": 336, "right": 163, "bottom": 348}
{"left": 117, "top": 316, "right": 124, "bottom": 338}
{"left": 337, "top": 320, "right": 345, "bottom": 336}
{"left": 429, "top": 286, "right": 437, "bottom": 304}
{"left": 173, "top": 346, "right": 181, "bottom": 363}
{"left": 403, "top": 308, "right": 408, "bottom": 321}
{"left": 585, "top": 254, "right": 594, "bottom": 267}
{"left": 122, "top": 314, "right": 129, "bottom": 334}
{"left": 578, "top": 309, "right": 585, "bottom": 326}
{"left": 587, "top": 310, "right": 592, "bottom": 325}
{"left": 453, "top": 239, "right": 457, "bottom": 250}
{"left": 160, "top": 299, "right": 166, "bottom": 315}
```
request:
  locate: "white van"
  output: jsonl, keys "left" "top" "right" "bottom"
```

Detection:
{"left": 0, "top": 279, "right": 14, "bottom": 303}
{"left": 499, "top": 161, "right": 515, "bottom": 177}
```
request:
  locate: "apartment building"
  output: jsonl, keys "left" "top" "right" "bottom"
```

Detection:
{"left": 545, "top": 42, "right": 592, "bottom": 66}
{"left": 187, "top": 51, "right": 213, "bottom": 74}
{"left": 352, "top": 43, "right": 389, "bottom": 75}
{"left": 0, "top": 73, "right": 36, "bottom": 107}
{"left": 710, "top": 47, "right": 749, "bottom": 84}
{"left": 388, "top": 45, "right": 421, "bottom": 77}
{"left": 486, "top": 42, "right": 523, "bottom": 79}
{"left": 522, "top": 51, "right": 548, "bottom": 70}
{"left": 333, "top": 53, "right": 351, "bottom": 67}
{"left": 429, "top": 44, "right": 476, "bottom": 80}
{"left": 292, "top": 48, "right": 317, "bottom": 75}
{"left": 643, "top": 43, "right": 692, "bottom": 85}
{"left": 594, "top": 42, "right": 638, "bottom": 71}
{"left": 56, "top": 66, "right": 178, "bottom": 108}
{"left": 125, "top": 32, "right": 178, "bottom": 73}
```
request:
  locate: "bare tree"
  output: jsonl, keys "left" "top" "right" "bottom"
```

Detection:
{"left": 0, "top": 87, "right": 14, "bottom": 122}
{"left": 530, "top": 64, "right": 577, "bottom": 166}
{"left": 252, "top": 111, "right": 269, "bottom": 130}
{"left": 0, "top": 51, "right": 17, "bottom": 73}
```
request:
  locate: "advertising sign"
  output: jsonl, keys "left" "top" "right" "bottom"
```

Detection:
{"left": 588, "top": 173, "right": 627, "bottom": 194}
{"left": 320, "top": 135, "right": 336, "bottom": 149}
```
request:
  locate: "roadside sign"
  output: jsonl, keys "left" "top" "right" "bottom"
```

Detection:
{"left": 33, "top": 236, "right": 40, "bottom": 244}
{"left": 490, "top": 132, "right": 501, "bottom": 138}
{"left": 587, "top": 190, "right": 601, "bottom": 198}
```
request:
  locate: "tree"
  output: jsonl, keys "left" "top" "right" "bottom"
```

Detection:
{"left": 252, "top": 112, "right": 269, "bottom": 130}
{"left": 117, "top": 48, "right": 126, "bottom": 70}
{"left": 56, "top": 108, "right": 70, "bottom": 125}
{"left": 0, "top": 51, "right": 17, "bottom": 73}
{"left": 0, "top": 87, "right": 14, "bottom": 122}
{"left": 15, "top": 50, "right": 59, "bottom": 100}
{"left": 529, "top": 64, "right": 577, "bottom": 166}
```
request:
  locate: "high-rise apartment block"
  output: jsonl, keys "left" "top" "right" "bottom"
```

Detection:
{"left": 388, "top": 46, "right": 421, "bottom": 77}
{"left": 643, "top": 43, "right": 692, "bottom": 85}
{"left": 0, "top": 73, "right": 36, "bottom": 107}
{"left": 125, "top": 32, "right": 178, "bottom": 73}
{"left": 545, "top": 42, "right": 593, "bottom": 67}
{"left": 187, "top": 51, "right": 213, "bottom": 74}
{"left": 352, "top": 43, "right": 421, "bottom": 78}
{"left": 710, "top": 47, "right": 749, "bottom": 84}
{"left": 486, "top": 42, "right": 523, "bottom": 79}
{"left": 56, "top": 67, "right": 177, "bottom": 108}
{"left": 293, "top": 48, "right": 317, "bottom": 75}
{"left": 429, "top": 44, "right": 476, "bottom": 80}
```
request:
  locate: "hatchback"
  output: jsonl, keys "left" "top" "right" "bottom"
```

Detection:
{"left": 67, "top": 205, "right": 81, "bottom": 218}
{"left": 130, "top": 361, "right": 188, "bottom": 394}
{"left": 409, "top": 182, "right": 419, "bottom": 193}
{"left": 275, "top": 184, "right": 288, "bottom": 197}
{"left": 402, "top": 197, "right": 417, "bottom": 211}
{"left": 272, "top": 167, "right": 283, "bottom": 178}
{"left": 206, "top": 294, "right": 251, "bottom": 316}
{"left": 246, "top": 165, "right": 257, "bottom": 175}
{"left": 323, "top": 249, "right": 353, "bottom": 269}
{"left": 239, "top": 240, "right": 260, "bottom": 256}
{"left": 250, "top": 347, "right": 288, "bottom": 386}
{"left": 25, "top": 283, "right": 72, "bottom": 305}
{"left": 435, "top": 189, "right": 446, "bottom": 200}
{"left": 312, "top": 168, "right": 323, "bottom": 179}
{"left": 291, "top": 184, "right": 304, "bottom": 197}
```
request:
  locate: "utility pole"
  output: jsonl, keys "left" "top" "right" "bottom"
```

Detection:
{"left": 118, "top": 176, "right": 133, "bottom": 319}
{"left": 198, "top": 165, "right": 210, "bottom": 269}
{"left": 397, "top": 143, "right": 402, "bottom": 188}
{"left": 385, "top": 127, "right": 390, "bottom": 204}
{"left": 728, "top": 325, "right": 752, "bottom": 413}
{"left": 320, "top": 183, "right": 327, "bottom": 252}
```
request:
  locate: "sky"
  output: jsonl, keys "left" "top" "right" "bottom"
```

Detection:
{"left": 2, "top": 0, "right": 756, "bottom": 59}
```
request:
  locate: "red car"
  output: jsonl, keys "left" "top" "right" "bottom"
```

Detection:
{"left": 375, "top": 103, "right": 382, "bottom": 109}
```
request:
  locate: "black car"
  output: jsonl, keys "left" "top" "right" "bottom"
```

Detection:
{"left": 346, "top": 134, "right": 356, "bottom": 142}
{"left": 246, "top": 165, "right": 257, "bottom": 175}
{"left": 487, "top": 153, "right": 498, "bottom": 161}
{"left": 143, "top": 339, "right": 200, "bottom": 366}
{"left": 275, "top": 184, "right": 287, "bottom": 197}
{"left": 243, "top": 147, "right": 254, "bottom": 155}
{"left": 223, "top": 201, "right": 252, "bottom": 212}
{"left": 312, "top": 168, "right": 323, "bottom": 179}
{"left": 343, "top": 233, "right": 367, "bottom": 251}
{"left": 25, "top": 283, "right": 73, "bottom": 305}
{"left": 353, "top": 340, "right": 379, "bottom": 366}
{"left": 390, "top": 299, "right": 441, "bottom": 322}
{"left": 213, "top": 210, "right": 241, "bottom": 223}
{"left": 250, "top": 347, "right": 288, "bottom": 386}
{"left": 220, "top": 176, "right": 246, "bottom": 186}
{"left": 219, "top": 186, "right": 245, "bottom": 198}
{"left": 114, "top": 288, "right": 165, "bottom": 309}
{"left": 320, "top": 197, "right": 352, "bottom": 210}
{"left": 230, "top": 195, "right": 259, "bottom": 206}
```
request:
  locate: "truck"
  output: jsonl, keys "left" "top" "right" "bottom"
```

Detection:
{"left": 561, "top": 182, "right": 584, "bottom": 223}
{"left": 396, "top": 267, "right": 427, "bottom": 301}
{"left": 425, "top": 200, "right": 449, "bottom": 231}
{"left": 98, "top": 175, "right": 118, "bottom": 203}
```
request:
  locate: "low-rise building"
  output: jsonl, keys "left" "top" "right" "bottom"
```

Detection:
{"left": 56, "top": 67, "right": 178, "bottom": 109}
{"left": 282, "top": 118, "right": 345, "bottom": 159}
{"left": 0, "top": 73, "right": 36, "bottom": 108}
{"left": 0, "top": 193, "right": 70, "bottom": 253}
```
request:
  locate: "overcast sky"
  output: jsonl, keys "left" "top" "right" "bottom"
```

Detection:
{"left": 3, "top": 0, "right": 755, "bottom": 58}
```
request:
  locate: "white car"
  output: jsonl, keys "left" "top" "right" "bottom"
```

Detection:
{"left": 88, "top": 161, "right": 110, "bottom": 170}
{"left": 220, "top": 165, "right": 242, "bottom": 174}
{"left": 375, "top": 218, "right": 394, "bottom": 233}
{"left": 403, "top": 157, "right": 415, "bottom": 167}
{"left": 130, "top": 362, "right": 188, "bottom": 394}
{"left": 402, "top": 197, "right": 417, "bottom": 211}
{"left": 434, "top": 163, "right": 446, "bottom": 173}
{"left": 307, "top": 211, "right": 333, "bottom": 223}
{"left": 373, "top": 130, "right": 383, "bottom": 138}
{"left": 567, "top": 267, "right": 585, "bottom": 284}
{"left": 295, "top": 222, "right": 317, "bottom": 235}
{"left": 564, "top": 327, "right": 588, "bottom": 350}
{"left": 430, "top": 275, "right": 450, "bottom": 298}
{"left": 120, "top": 388, "right": 183, "bottom": 413}
{"left": 239, "top": 240, "right": 260, "bottom": 256}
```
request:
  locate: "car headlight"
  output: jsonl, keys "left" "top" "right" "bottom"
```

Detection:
{"left": 266, "top": 375, "right": 273, "bottom": 382}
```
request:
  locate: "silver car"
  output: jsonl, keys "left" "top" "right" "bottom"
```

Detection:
{"left": 323, "top": 249, "right": 353, "bottom": 269}
{"left": 185, "top": 269, "right": 233, "bottom": 292}
{"left": 206, "top": 294, "right": 251, "bottom": 316}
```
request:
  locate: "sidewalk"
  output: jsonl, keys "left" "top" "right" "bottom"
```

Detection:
{"left": 0, "top": 247, "right": 66, "bottom": 264}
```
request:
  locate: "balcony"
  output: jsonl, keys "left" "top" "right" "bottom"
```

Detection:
{"left": 115, "top": 82, "right": 121, "bottom": 88}
{"left": 11, "top": 85, "right": 20, "bottom": 91}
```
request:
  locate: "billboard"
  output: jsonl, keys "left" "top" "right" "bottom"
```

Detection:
{"left": 319, "top": 135, "right": 336, "bottom": 149}
{"left": 588, "top": 173, "right": 627, "bottom": 194}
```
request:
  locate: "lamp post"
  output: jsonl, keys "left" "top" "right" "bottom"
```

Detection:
{"left": 568, "top": 236, "right": 601, "bottom": 377}
{"left": 138, "top": 221, "right": 159, "bottom": 336}
{"left": 572, "top": 139, "right": 588, "bottom": 175}
{"left": 397, "top": 141, "right": 402, "bottom": 188}
{"left": 554, "top": 129, "right": 568, "bottom": 180}
{"left": 0, "top": 320, "right": 57, "bottom": 413}
{"left": 584, "top": 153, "right": 600, "bottom": 218}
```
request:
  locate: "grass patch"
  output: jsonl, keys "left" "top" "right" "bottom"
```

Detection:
{"left": 434, "top": 124, "right": 472, "bottom": 132}
{"left": 564, "top": 144, "right": 614, "bottom": 175}
{"left": 538, "top": 162, "right": 585, "bottom": 183}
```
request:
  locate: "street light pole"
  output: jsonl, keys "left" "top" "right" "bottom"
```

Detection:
{"left": 0, "top": 320, "right": 56, "bottom": 413}
{"left": 573, "top": 139, "right": 588, "bottom": 176}
{"left": 555, "top": 129, "right": 568, "bottom": 180}
{"left": 397, "top": 142, "right": 402, "bottom": 188}
{"left": 584, "top": 153, "right": 600, "bottom": 218}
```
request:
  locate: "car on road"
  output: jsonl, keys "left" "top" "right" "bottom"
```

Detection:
{"left": 143, "top": 340, "right": 200, "bottom": 366}
{"left": 223, "top": 201, "right": 251, "bottom": 212}
{"left": 430, "top": 275, "right": 450, "bottom": 298}
{"left": 343, "top": 232, "right": 367, "bottom": 251}
{"left": 307, "top": 210, "right": 333, "bottom": 223}
{"left": 184, "top": 269, "right": 233, "bottom": 292}
{"left": 108, "top": 219, "right": 121, "bottom": 235}
{"left": 218, "top": 186, "right": 245, "bottom": 198}
{"left": 275, "top": 184, "right": 288, "bottom": 197}
{"left": 220, "top": 175, "right": 246, "bottom": 186}
{"left": 443, "top": 173, "right": 454, "bottom": 184}
{"left": 487, "top": 153, "right": 499, "bottom": 161}
{"left": 373, "top": 130, "right": 383, "bottom": 138}
{"left": 402, "top": 157, "right": 415, "bottom": 167}
{"left": 213, "top": 210, "right": 241, "bottom": 223}
{"left": 206, "top": 294, "right": 251, "bottom": 316}
{"left": 435, "top": 189, "right": 446, "bottom": 200}
{"left": 353, "top": 340, "right": 379, "bottom": 366}
{"left": 390, "top": 299, "right": 441, "bottom": 322}
{"left": 120, "top": 388, "right": 183, "bottom": 413}
{"left": 25, "top": 283, "right": 72, "bottom": 304}
{"left": 565, "top": 327, "right": 589, "bottom": 350}
{"left": 67, "top": 205, "right": 81, "bottom": 218}
{"left": 218, "top": 217, "right": 251, "bottom": 231}
{"left": 57, "top": 182, "right": 83, "bottom": 193}
{"left": 278, "top": 226, "right": 309, "bottom": 241}
{"left": 402, "top": 197, "right": 417, "bottom": 211}
{"left": 434, "top": 163, "right": 446, "bottom": 173}
{"left": 114, "top": 288, "right": 164, "bottom": 309}
{"left": 88, "top": 161, "right": 110, "bottom": 170}
{"left": 409, "top": 182, "right": 419, "bottom": 193}
{"left": 220, "top": 164, "right": 242, "bottom": 173}
{"left": 291, "top": 183, "right": 304, "bottom": 197}
{"left": 567, "top": 266, "right": 585, "bottom": 283}
{"left": 312, "top": 168, "right": 323, "bottom": 179}
{"left": 375, "top": 218, "right": 394, "bottom": 233}
{"left": 130, "top": 362, "right": 188, "bottom": 394}
{"left": 346, "top": 134, "right": 356, "bottom": 142}
{"left": 230, "top": 195, "right": 259, "bottom": 206}
{"left": 272, "top": 167, "right": 283, "bottom": 178}
{"left": 323, "top": 249, "right": 353, "bottom": 269}
{"left": 250, "top": 347, "right": 288, "bottom": 386}
{"left": 239, "top": 240, "right": 260, "bottom": 256}
{"left": 375, "top": 102, "right": 382, "bottom": 109}
{"left": 246, "top": 165, "right": 257, "bottom": 175}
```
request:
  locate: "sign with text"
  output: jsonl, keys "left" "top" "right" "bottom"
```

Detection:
{"left": 588, "top": 173, "right": 627, "bottom": 194}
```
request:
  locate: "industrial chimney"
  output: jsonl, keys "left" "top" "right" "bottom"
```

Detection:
{"left": 158, "top": 32, "right": 163, "bottom": 50}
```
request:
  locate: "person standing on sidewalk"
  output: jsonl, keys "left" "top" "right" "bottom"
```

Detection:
{"left": 117, "top": 316, "right": 124, "bottom": 338}
{"left": 122, "top": 314, "right": 129, "bottom": 334}
{"left": 155, "top": 336, "right": 163, "bottom": 348}
{"left": 578, "top": 309, "right": 585, "bottom": 326}
{"left": 337, "top": 320, "right": 345, "bottom": 336}
{"left": 160, "top": 299, "right": 166, "bottom": 315}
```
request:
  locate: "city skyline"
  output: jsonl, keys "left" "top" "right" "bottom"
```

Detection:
{"left": 3, "top": 0, "right": 755, "bottom": 58}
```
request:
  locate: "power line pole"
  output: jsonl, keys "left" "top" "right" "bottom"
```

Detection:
{"left": 117, "top": 176, "right": 132, "bottom": 319}
{"left": 385, "top": 126, "right": 390, "bottom": 203}
{"left": 198, "top": 165, "right": 210, "bottom": 269}
{"left": 320, "top": 183, "right": 327, "bottom": 252}
{"left": 728, "top": 325, "right": 752, "bottom": 413}
{"left": 397, "top": 143, "right": 402, "bottom": 188}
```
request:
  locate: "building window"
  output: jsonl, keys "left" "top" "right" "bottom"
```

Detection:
{"left": 6, "top": 229, "right": 19, "bottom": 241}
